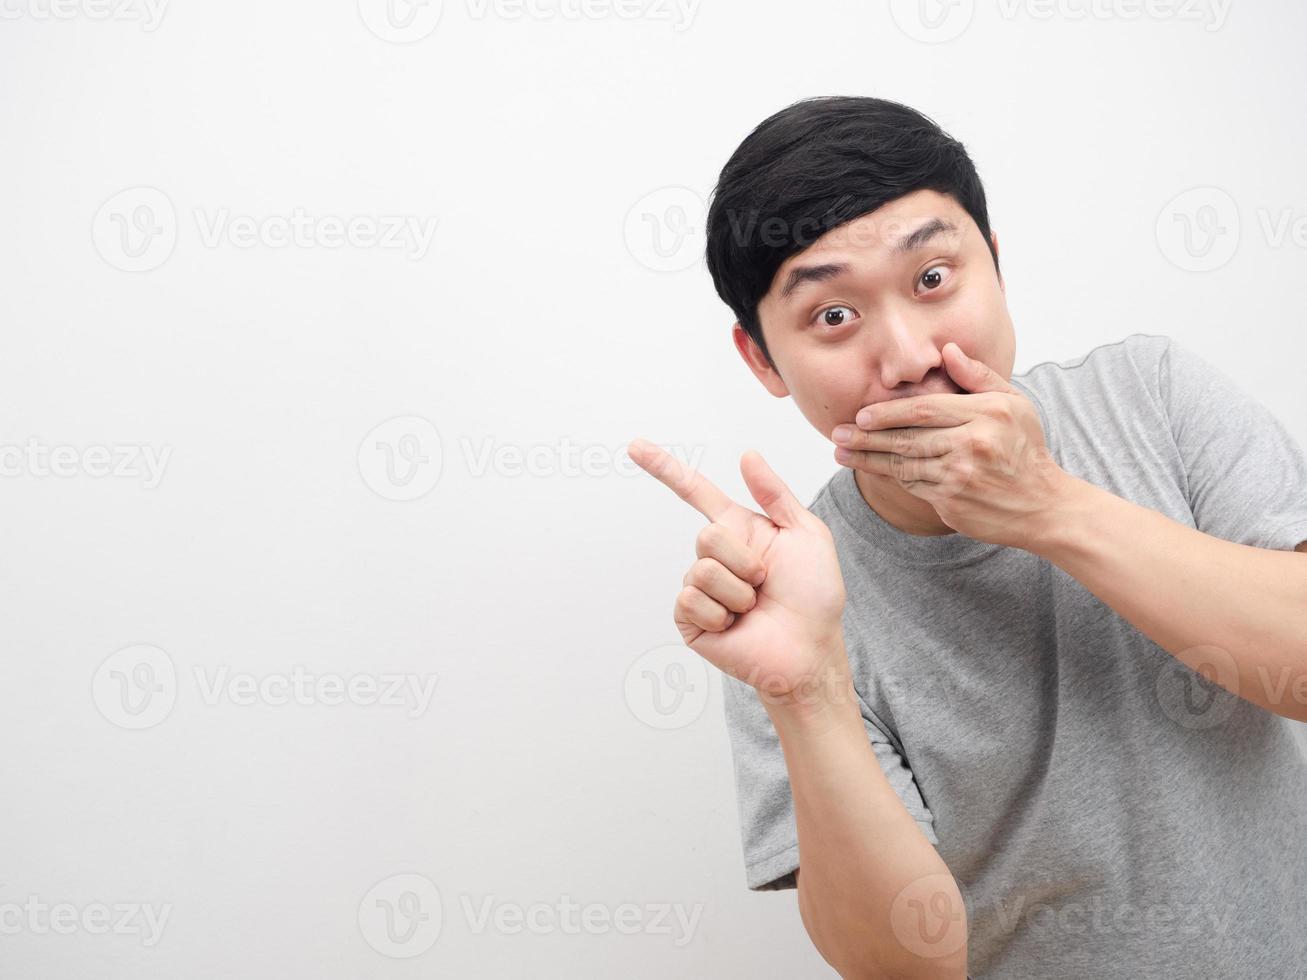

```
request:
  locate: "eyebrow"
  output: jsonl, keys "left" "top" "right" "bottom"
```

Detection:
{"left": 778, "top": 216, "right": 960, "bottom": 301}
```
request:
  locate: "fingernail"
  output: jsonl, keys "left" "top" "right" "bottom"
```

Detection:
{"left": 835, "top": 446, "right": 852, "bottom": 463}
{"left": 832, "top": 424, "right": 854, "bottom": 444}
{"left": 855, "top": 409, "right": 872, "bottom": 427}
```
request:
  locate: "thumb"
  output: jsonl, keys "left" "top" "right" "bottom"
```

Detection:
{"left": 740, "top": 450, "right": 805, "bottom": 529}
{"left": 943, "top": 341, "right": 1013, "bottom": 394}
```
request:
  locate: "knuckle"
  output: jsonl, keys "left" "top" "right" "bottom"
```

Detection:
{"left": 679, "top": 469, "right": 708, "bottom": 503}
{"left": 890, "top": 430, "right": 915, "bottom": 455}
{"left": 672, "top": 588, "right": 690, "bottom": 621}
{"left": 683, "top": 558, "right": 713, "bottom": 590}
{"left": 696, "top": 522, "right": 724, "bottom": 555}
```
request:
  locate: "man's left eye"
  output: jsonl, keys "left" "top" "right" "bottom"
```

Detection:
{"left": 918, "top": 265, "right": 950, "bottom": 291}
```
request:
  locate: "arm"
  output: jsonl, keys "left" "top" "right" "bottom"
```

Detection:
{"left": 626, "top": 439, "right": 966, "bottom": 977}
{"left": 1029, "top": 476, "right": 1307, "bottom": 721}
{"left": 765, "top": 647, "right": 968, "bottom": 980}
{"left": 836, "top": 339, "right": 1307, "bottom": 725}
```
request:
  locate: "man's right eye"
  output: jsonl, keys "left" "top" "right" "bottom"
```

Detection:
{"left": 815, "top": 305, "right": 857, "bottom": 329}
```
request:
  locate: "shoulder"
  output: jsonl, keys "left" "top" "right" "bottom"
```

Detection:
{"left": 1013, "top": 333, "right": 1173, "bottom": 386}
{"left": 1011, "top": 333, "right": 1175, "bottom": 413}
{"left": 805, "top": 469, "right": 848, "bottom": 529}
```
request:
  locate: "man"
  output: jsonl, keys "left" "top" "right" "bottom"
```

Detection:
{"left": 627, "top": 95, "right": 1307, "bottom": 979}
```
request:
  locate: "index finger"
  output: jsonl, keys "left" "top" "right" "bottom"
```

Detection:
{"left": 856, "top": 393, "right": 975, "bottom": 431}
{"left": 627, "top": 437, "right": 734, "bottom": 521}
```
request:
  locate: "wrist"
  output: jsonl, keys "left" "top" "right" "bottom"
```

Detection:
{"left": 760, "top": 642, "right": 860, "bottom": 734}
{"left": 1024, "top": 470, "right": 1099, "bottom": 557}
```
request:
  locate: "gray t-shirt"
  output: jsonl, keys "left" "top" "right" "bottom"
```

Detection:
{"left": 721, "top": 333, "right": 1307, "bottom": 979}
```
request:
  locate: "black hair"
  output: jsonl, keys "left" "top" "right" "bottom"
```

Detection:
{"left": 704, "top": 96, "right": 1000, "bottom": 368}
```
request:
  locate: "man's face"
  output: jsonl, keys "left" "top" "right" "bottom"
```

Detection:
{"left": 734, "top": 189, "right": 1016, "bottom": 444}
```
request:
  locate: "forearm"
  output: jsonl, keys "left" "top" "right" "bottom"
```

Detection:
{"left": 1031, "top": 475, "right": 1307, "bottom": 721}
{"left": 764, "top": 652, "right": 968, "bottom": 980}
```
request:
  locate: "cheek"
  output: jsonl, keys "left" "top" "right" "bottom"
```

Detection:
{"left": 793, "top": 371, "right": 867, "bottom": 428}
{"left": 943, "top": 307, "right": 1007, "bottom": 365}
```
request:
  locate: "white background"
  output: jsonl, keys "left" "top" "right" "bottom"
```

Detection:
{"left": 2, "top": 0, "right": 1305, "bottom": 977}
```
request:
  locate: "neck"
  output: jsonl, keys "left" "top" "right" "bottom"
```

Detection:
{"left": 852, "top": 469, "right": 956, "bottom": 537}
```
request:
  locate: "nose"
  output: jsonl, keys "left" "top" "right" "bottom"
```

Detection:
{"left": 877, "top": 317, "right": 943, "bottom": 392}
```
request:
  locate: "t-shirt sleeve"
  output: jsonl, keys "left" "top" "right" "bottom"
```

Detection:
{"left": 1156, "top": 335, "right": 1307, "bottom": 552}
{"left": 720, "top": 670, "right": 939, "bottom": 892}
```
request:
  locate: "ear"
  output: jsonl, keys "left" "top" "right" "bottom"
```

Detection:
{"left": 732, "top": 323, "right": 789, "bottom": 398}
